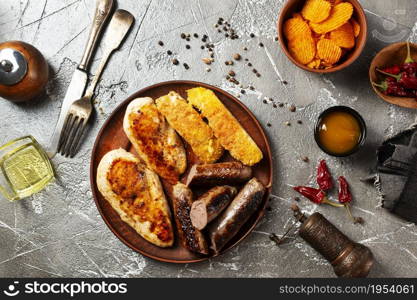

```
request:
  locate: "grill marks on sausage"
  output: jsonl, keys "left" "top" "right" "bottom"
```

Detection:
{"left": 108, "top": 159, "right": 173, "bottom": 243}
{"left": 129, "top": 104, "right": 180, "bottom": 183}
{"left": 186, "top": 162, "right": 252, "bottom": 186}
{"left": 209, "top": 178, "right": 265, "bottom": 253}
{"left": 172, "top": 183, "right": 209, "bottom": 254}
{"left": 190, "top": 186, "right": 237, "bottom": 230}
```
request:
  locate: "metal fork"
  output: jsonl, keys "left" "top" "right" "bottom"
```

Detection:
{"left": 57, "top": 9, "right": 134, "bottom": 157}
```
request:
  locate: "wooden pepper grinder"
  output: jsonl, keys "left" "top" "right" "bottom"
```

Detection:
{"left": 0, "top": 41, "right": 49, "bottom": 102}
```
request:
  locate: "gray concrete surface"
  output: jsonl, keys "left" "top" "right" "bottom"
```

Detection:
{"left": 0, "top": 0, "right": 417, "bottom": 278}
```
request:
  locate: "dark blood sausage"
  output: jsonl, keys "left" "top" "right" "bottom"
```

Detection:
{"left": 190, "top": 185, "right": 238, "bottom": 230}
{"left": 185, "top": 162, "right": 252, "bottom": 187}
{"left": 171, "top": 183, "right": 209, "bottom": 254}
{"left": 208, "top": 177, "right": 265, "bottom": 253}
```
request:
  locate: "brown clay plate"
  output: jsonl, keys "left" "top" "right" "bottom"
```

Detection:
{"left": 90, "top": 80, "right": 273, "bottom": 263}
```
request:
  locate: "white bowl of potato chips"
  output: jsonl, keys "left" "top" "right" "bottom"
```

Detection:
{"left": 278, "top": 0, "right": 367, "bottom": 73}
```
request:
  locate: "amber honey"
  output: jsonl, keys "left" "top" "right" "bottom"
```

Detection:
{"left": 316, "top": 108, "right": 365, "bottom": 156}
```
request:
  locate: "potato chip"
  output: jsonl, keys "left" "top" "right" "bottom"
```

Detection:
{"left": 288, "top": 36, "right": 316, "bottom": 65}
{"left": 301, "top": 0, "right": 332, "bottom": 23}
{"left": 310, "top": 2, "right": 354, "bottom": 34}
{"left": 317, "top": 38, "right": 342, "bottom": 64}
{"left": 330, "top": 22, "right": 355, "bottom": 48}
{"left": 350, "top": 18, "right": 361, "bottom": 37}
{"left": 307, "top": 58, "right": 322, "bottom": 69}
{"left": 284, "top": 17, "right": 311, "bottom": 41}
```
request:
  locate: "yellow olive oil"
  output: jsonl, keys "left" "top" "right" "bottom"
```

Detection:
{"left": 0, "top": 136, "right": 54, "bottom": 201}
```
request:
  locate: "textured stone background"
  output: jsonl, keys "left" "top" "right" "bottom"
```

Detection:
{"left": 1, "top": 0, "right": 417, "bottom": 277}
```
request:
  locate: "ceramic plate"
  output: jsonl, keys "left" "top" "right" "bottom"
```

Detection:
{"left": 90, "top": 80, "right": 273, "bottom": 263}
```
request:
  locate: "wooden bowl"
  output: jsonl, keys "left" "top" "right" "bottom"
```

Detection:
{"left": 277, "top": 0, "right": 367, "bottom": 73}
{"left": 369, "top": 42, "right": 417, "bottom": 109}
{"left": 90, "top": 80, "right": 273, "bottom": 263}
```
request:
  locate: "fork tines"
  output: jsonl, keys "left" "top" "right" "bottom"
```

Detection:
{"left": 57, "top": 113, "right": 88, "bottom": 158}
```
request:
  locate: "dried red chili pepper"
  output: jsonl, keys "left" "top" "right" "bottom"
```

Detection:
{"left": 381, "top": 65, "right": 401, "bottom": 75}
{"left": 293, "top": 186, "right": 343, "bottom": 207}
{"left": 338, "top": 176, "right": 352, "bottom": 204}
{"left": 317, "top": 159, "right": 333, "bottom": 191}
{"left": 337, "top": 176, "right": 363, "bottom": 224}
{"left": 372, "top": 78, "right": 416, "bottom": 98}
{"left": 376, "top": 69, "right": 417, "bottom": 90}
{"left": 293, "top": 186, "right": 326, "bottom": 204}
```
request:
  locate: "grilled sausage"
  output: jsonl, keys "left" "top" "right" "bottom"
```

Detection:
{"left": 185, "top": 162, "right": 252, "bottom": 187}
{"left": 208, "top": 178, "right": 265, "bottom": 253}
{"left": 190, "top": 186, "right": 238, "bottom": 230}
{"left": 172, "top": 183, "right": 209, "bottom": 254}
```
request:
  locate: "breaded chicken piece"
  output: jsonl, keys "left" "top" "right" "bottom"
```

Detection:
{"left": 186, "top": 87, "right": 263, "bottom": 166}
{"left": 97, "top": 149, "right": 174, "bottom": 247}
{"left": 123, "top": 97, "right": 187, "bottom": 183}
{"left": 156, "top": 91, "right": 223, "bottom": 163}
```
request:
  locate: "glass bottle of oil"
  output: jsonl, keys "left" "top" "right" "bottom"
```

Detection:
{"left": 0, "top": 136, "right": 54, "bottom": 201}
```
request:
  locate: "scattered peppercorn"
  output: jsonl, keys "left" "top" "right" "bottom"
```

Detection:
{"left": 252, "top": 69, "right": 257, "bottom": 73}
{"left": 186, "top": 37, "right": 190, "bottom": 41}
{"left": 267, "top": 122, "right": 271, "bottom": 127}
{"left": 294, "top": 196, "right": 300, "bottom": 202}
{"left": 256, "top": 73, "right": 261, "bottom": 77}
{"left": 259, "top": 42, "right": 264, "bottom": 47}
{"left": 194, "top": 33, "right": 199, "bottom": 38}
{"left": 250, "top": 33, "right": 255, "bottom": 38}
{"left": 183, "top": 63, "right": 189, "bottom": 70}
{"left": 273, "top": 104, "right": 277, "bottom": 108}
{"left": 167, "top": 50, "right": 172, "bottom": 55}
{"left": 283, "top": 80, "right": 288, "bottom": 85}
{"left": 241, "top": 89, "right": 245, "bottom": 94}
{"left": 181, "top": 33, "right": 186, "bottom": 39}
{"left": 248, "top": 63, "right": 252, "bottom": 67}
{"left": 285, "top": 121, "right": 291, "bottom": 126}
{"left": 200, "top": 45, "right": 205, "bottom": 49}
{"left": 243, "top": 47, "right": 248, "bottom": 51}
{"left": 275, "top": 36, "right": 279, "bottom": 41}
{"left": 228, "top": 70, "right": 236, "bottom": 77}
{"left": 186, "top": 44, "right": 191, "bottom": 49}
{"left": 297, "top": 120, "right": 302, "bottom": 124}
{"left": 158, "top": 41, "right": 164, "bottom": 46}
{"left": 290, "top": 105, "right": 296, "bottom": 112}
{"left": 249, "top": 86, "right": 254, "bottom": 90}
{"left": 233, "top": 53, "right": 241, "bottom": 61}
{"left": 225, "top": 60, "right": 234, "bottom": 66}
{"left": 263, "top": 100, "right": 267, "bottom": 104}
{"left": 279, "top": 103, "right": 284, "bottom": 107}
{"left": 301, "top": 156, "right": 309, "bottom": 163}
{"left": 172, "top": 58, "right": 179, "bottom": 65}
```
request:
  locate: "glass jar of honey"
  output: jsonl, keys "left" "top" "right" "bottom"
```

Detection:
{"left": 0, "top": 136, "right": 54, "bottom": 201}
{"left": 315, "top": 106, "right": 367, "bottom": 157}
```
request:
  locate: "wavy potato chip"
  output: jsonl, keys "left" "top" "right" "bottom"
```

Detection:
{"left": 310, "top": 2, "right": 354, "bottom": 34}
{"left": 317, "top": 38, "right": 342, "bottom": 64}
{"left": 301, "top": 0, "right": 332, "bottom": 23}
{"left": 307, "top": 58, "right": 322, "bottom": 69}
{"left": 330, "top": 22, "right": 355, "bottom": 48}
{"left": 288, "top": 36, "right": 316, "bottom": 65}
{"left": 284, "top": 17, "right": 311, "bottom": 41}
{"left": 350, "top": 18, "right": 361, "bottom": 37}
